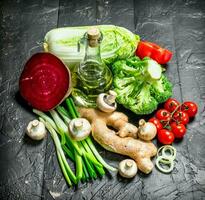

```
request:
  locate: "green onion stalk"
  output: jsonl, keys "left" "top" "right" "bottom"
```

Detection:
{"left": 33, "top": 97, "right": 117, "bottom": 186}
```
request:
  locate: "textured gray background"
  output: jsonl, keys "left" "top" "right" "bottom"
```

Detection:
{"left": 0, "top": 0, "right": 205, "bottom": 199}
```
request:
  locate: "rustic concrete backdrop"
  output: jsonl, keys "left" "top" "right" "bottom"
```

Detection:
{"left": 0, "top": 0, "right": 205, "bottom": 199}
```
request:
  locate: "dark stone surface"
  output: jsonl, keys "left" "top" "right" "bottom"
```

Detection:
{"left": 0, "top": 0, "right": 205, "bottom": 199}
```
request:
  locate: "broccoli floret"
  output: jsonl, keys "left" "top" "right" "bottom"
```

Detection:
{"left": 129, "top": 84, "right": 158, "bottom": 115}
{"left": 115, "top": 83, "right": 136, "bottom": 104}
{"left": 150, "top": 74, "right": 173, "bottom": 103}
{"left": 112, "top": 56, "right": 173, "bottom": 115}
{"left": 113, "top": 76, "right": 136, "bottom": 89}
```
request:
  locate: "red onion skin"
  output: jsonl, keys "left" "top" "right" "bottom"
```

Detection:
{"left": 19, "top": 52, "right": 71, "bottom": 111}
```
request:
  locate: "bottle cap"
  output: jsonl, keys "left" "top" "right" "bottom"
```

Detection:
{"left": 87, "top": 27, "right": 100, "bottom": 47}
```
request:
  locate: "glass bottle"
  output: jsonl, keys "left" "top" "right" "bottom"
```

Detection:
{"left": 74, "top": 27, "right": 113, "bottom": 106}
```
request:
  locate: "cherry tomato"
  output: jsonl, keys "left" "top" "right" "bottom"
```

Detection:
{"left": 170, "top": 122, "right": 186, "bottom": 138}
{"left": 135, "top": 41, "right": 173, "bottom": 64}
{"left": 156, "top": 109, "right": 171, "bottom": 122}
{"left": 148, "top": 117, "right": 163, "bottom": 132}
{"left": 173, "top": 111, "right": 189, "bottom": 125}
{"left": 181, "top": 101, "right": 198, "bottom": 117}
{"left": 157, "top": 129, "right": 175, "bottom": 144}
{"left": 164, "top": 98, "right": 180, "bottom": 112}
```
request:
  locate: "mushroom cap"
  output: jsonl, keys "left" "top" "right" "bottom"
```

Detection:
{"left": 97, "top": 93, "right": 117, "bottom": 113}
{"left": 118, "top": 159, "right": 138, "bottom": 178}
{"left": 26, "top": 120, "right": 47, "bottom": 140}
{"left": 138, "top": 121, "right": 157, "bottom": 141}
{"left": 68, "top": 118, "right": 91, "bottom": 141}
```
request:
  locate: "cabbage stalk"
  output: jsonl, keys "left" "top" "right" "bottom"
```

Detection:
{"left": 44, "top": 25, "right": 140, "bottom": 70}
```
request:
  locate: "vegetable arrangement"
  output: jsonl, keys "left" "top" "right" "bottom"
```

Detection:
{"left": 112, "top": 56, "right": 172, "bottom": 115}
{"left": 79, "top": 107, "right": 157, "bottom": 174}
{"left": 149, "top": 98, "right": 198, "bottom": 145}
{"left": 18, "top": 24, "right": 199, "bottom": 185}
{"left": 33, "top": 98, "right": 116, "bottom": 186}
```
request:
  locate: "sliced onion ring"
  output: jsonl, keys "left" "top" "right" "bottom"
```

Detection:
{"left": 157, "top": 145, "right": 176, "bottom": 161}
{"left": 156, "top": 145, "right": 176, "bottom": 173}
{"left": 155, "top": 156, "right": 174, "bottom": 173}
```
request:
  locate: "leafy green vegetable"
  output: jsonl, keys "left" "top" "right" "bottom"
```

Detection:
{"left": 112, "top": 56, "right": 172, "bottom": 115}
{"left": 44, "top": 25, "right": 140, "bottom": 70}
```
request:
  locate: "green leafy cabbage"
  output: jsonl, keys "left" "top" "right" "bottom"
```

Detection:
{"left": 44, "top": 25, "right": 140, "bottom": 70}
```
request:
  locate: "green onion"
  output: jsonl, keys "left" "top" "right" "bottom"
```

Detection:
{"left": 86, "top": 137, "right": 117, "bottom": 171}
{"left": 56, "top": 106, "right": 71, "bottom": 124}
{"left": 39, "top": 117, "right": 77, "bottom": 185}
{"left": 49, "top": 110, "right": 82, "bottom": 156}
{"left": 66, "top": 97, "right": 117, "bottom": 172}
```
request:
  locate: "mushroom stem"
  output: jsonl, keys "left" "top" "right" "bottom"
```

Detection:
{"left": 105, "top": 90, "right": 117, "bottom": 105}
{"left": 32, "top": 120, "right": 39, "bottom": 127}
{"left": 125, "top": 160, "right": 133, "bottom": 168}
{"left": 139, "top": 119, "right": 146, "bottom": 126}
{"left": 74, "top": 120, "right": 83, "bottom": 131}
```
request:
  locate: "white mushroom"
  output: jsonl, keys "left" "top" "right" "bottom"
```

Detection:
{"left": 26, "top": 119, "right": 47, "bottom": 140}
{"left": 118, "top": 159, "right": 138, "bottom": 178}
{"left": 97, "top": 90, "right": 117, "bottom": 113}
{"left": 68, "top": 118, "right": 91, "bottom": 141}
{"left": 138, "top": 119, "right": 157, "bottom": 141}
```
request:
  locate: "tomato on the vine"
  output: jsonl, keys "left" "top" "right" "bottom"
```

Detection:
{"left": 156, "top": 109, "right": 171, "bottom": 122}
{"left": 173, "top": 111, "right": 189, "bottom": 125}
{"left": 148, "top": 117, "right": 163, "bottom": 132}
{"left": 164, "top": 98, "right": 180, "bottom": 112}
{"left": 157, "top": 129, "right": 175, "bottom": 144}
{"left": 181, "top": 101, "right": 198, "bottom": 117}
{"left": 170, "top": 122, "right": 186, "bottom": 138}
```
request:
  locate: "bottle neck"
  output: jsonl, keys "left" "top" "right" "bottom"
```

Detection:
{"left": 84, "top": 41, "right": 102, "bottom": 63}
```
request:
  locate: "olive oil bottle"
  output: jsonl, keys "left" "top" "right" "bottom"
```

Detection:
{"left": 73, "top": 27, "right": 113, "bottom": 107}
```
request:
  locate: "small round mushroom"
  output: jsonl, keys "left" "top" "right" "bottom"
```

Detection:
{"left": 118, "top": 159, "right": 138, "bottom": 178}
{"left": 97, "top": 90, "right": 117, "bottom": 113}
{"left": 26, "top": 119, "right": 47, "bottom": 140}
{"left": 138, "top": 119, "right": 157, "bottom": 141}
{"left": 68, "top": 118, "right": 91, "bottom": 141}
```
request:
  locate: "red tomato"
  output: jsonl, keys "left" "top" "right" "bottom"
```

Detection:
{"left": 181, "top": 101, "right": 198, "bottom": 117}
{"left": 148, "top": 117, "right": 163, "bottom": 132}
{"left": 157, "top": 129, "right": 175, "bottom": 144}
{"left": 156, "top": 109, "right": 171, "bottom": 122}
{"left": 170, "top": 122, "right": 186, "bottom": 138}
{"left": 136, "top": 41, "right": 173, "bottom": 64}
{"left": 164, "top": 98, "right": 180, "bottom": 112}
{"left": 173, "top": 111, "right": 189, "bottom": 125}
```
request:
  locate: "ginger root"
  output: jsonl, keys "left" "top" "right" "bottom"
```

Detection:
{"left": 78, "top": 107, "right": 157, "bottom": 174}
